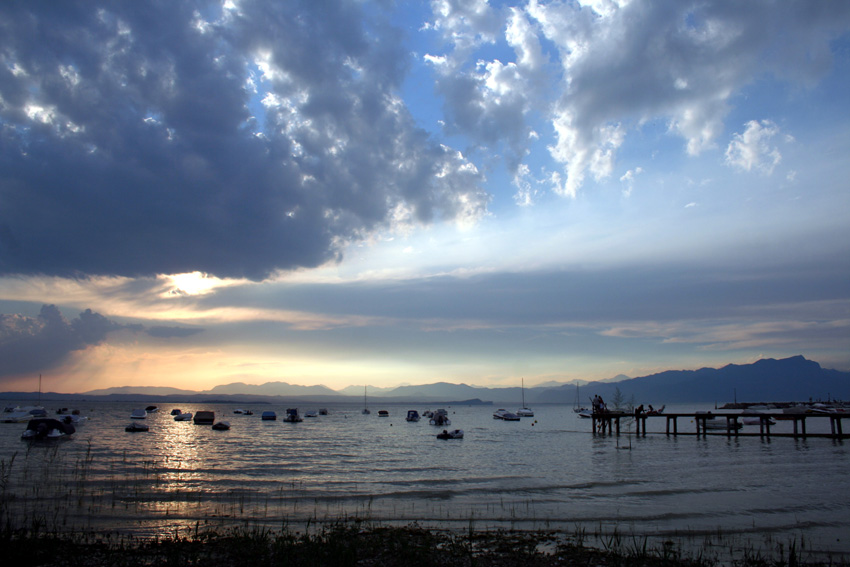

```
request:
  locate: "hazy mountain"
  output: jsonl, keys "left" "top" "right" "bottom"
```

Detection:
{"left": 83, "top": 385, "right": 198, "bottom": 396}
{"left": 206, "top": 381, "right": 337, "bottom": 396}
{"left": 38, "top": 355, "right": 850, "bottom": 405}
{"left": 535, "top": 356, "right": 849, "bottom": 405}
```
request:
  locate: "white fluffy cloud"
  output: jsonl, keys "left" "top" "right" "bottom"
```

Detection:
{"left": 725, "top": 120, "right": 784, "bottom": 174}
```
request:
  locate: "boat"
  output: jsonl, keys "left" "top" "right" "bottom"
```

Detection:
{"left": 283, "top": 408, "right": 303, "bottom": 423}
{"left": 304, "top": 410, "right": 318, "bottom": 418}
{"left": 193, "top": 411, "right": 215, "bottom": 424}
{"left": 171, "top": 408, "right": 182, "bottom": 415}
{"left": 702, "top": 420, "right": 743, "bottom": 431}
{"left": 145, "top": 405, "right": 159, "bottom": 413}
{"left": 1, "top": 406, "right": 40, "bottom": 422}
{"left": 56, "top": 412, "right": 88, "bottom": 426}
{"left": 261, "top": 411, "right": 277, "bottom": 420}
{"left": 743, "top": 416, "right": 776, "bottom": 426}
{"left": 577, "top": 409, "right": 593, "bottom": 419}
{"left": 362, "top": 386, "right": 370, "bottom": 414}
{"left": 422, "top": 410, "right": 434, "bottom": 418}
{"left": 174, "top": 412, "right": 193, "bottom": 421}
{"left": 436, "top": 429, "right": 464, "bottom": 439}
{"left": 212, "top": 421, "right": 231, "bottom": 430}
{"left": 406, "top": 410, "right": 420, "bottom": 422}
{"left": 516, "top": 378, "right": 534, "bottom": 417}
{"left": 21, "top": 418, "right": 75, "bottom": 440}
{"left": 493, "top": 409, "right": 520, "bottom": 421}
{"left": 130, "top": 408, "right": 147, "bottom": 419}
{"left": 377, "top": 410, "right": 389, "bottom": 417}
{"left": 573, "top": 384, "right": 589, "bottom": 414}
{"left": 429, "top": 409, "right": 451, "bottom": 426}
{"left": 125, "top": 422, "right": 149, "bottom": 432}
{"left": 319, "top": 408, "right": 329, "bottom": 415}
{"left": 233, "top": 409, "right": 253, "bottom": 415}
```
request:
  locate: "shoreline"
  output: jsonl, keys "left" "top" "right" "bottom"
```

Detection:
{"left": 4, "top": 522, "right": 849, "bottom": 567}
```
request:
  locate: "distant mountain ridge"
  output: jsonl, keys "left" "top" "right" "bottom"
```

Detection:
{"left": 4, "top": 355, "right": 847, "bottom": 404}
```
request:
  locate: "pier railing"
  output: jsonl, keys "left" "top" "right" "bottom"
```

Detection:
{"left": 590, "top": 411, "right": 849, "bottom": 439}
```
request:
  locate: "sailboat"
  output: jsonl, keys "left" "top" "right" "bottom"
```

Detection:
{"left": 362, "top": 385, "right": 370, "bottom": 414}
{"left": 516, "top": 378, "right": 534, "bottom": 417}
{"left": 573, "top": 383, "right": 589, "bottom": 414}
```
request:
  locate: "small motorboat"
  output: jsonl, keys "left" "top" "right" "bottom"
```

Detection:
{"left": 318, "top": 408, "right": 329, "bottom": 415}
{"left": 429, "top": 409, "right": 451, "bottom": 426}
{"left": 422, "top": 410, "right": 434, "bottom": 418}
{"left": 436, "top": 429, "right": 464, "bottom": 439}
{"left": 233, "top": 409, "right": 254, "bottom": 415}
{"left": 174, "top": 412, "right": 193, "bottom": 421}
{"left": 377, "top": 410, "right": 389, "bottom": 417}
{"left": 57, "top": 413, "right": 88, "bottom": 426}
{"left": 304, "top": 410, "right": 318, "bottom": 418}
{"left": 145, "top": 405, "right": 159, "bottom": 413}
{"left": 702, "top": 420, "right": 743, "bottom": 431}
{"left": 493, "top": 409, "right": 520, "bottom": 421}
{"left": 212, "top": 421, "right": 231, "bottom": 430}
{"left": 171, "top": 408, "right": 182, "bottom": 415}
{"left": 125, "top": 422, "right": 149, "bottom": 432}
{"left": 261, "top": 411, "right": 277, "bottom": 420}
{"left": 193, "top": 411, "right": 215, "bottom": 424}
{"left": 742, "top": 416, "right": 777, "bottom": 426}
{"left": 516, "top": 407, "right": 534, "bottom": 417}
{"left": 283, "top": 408, "right": 303, "bottom": 423}
{"left": 130, "top": 408, "right": 147, "bottom": 419}
{"left": 22, "top": 418, "right": 75, "bottom": 440}
{"left": 406, "top": 410, "right": 420, "bottom": 422}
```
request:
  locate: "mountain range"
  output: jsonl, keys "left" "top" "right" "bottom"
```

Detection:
{"left": 2, "top": 356, "right": 847, "bottom": 405}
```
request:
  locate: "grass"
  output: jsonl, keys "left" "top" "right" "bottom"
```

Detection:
{"left": 2, "top": 446, "right": 848, "bottom": 566}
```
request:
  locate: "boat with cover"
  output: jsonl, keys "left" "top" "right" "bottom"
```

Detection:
{"left": 283, "top": 408, "right": 303, "bottom": 423}
{"left": 233, "top": 409, "right": 253, "bottom": 415}
{"left": 429, "top": 409, "right": 451, "bottom": 426}
{"left": 319, "top": 408, "right": 329, "bottom": 415}
{"left": 145, "top": 405, "right": 159, "bottom": 413}
{"left": 193, "top": 411, "right": 215, "bottom": 424}
{"left": 261, "top": 411, "right": 277, "bottom": 420}
{"left": 174, "top": 412, "right": 193, "bottom": 421}
{"left": 125, "top": 422, "right": 149, "bottom": 432}
{"left": 212, "top": 421, "right": 231, "bottom": 430}
{"left": 436, "top": 429, "right": 464, "bottom": 439}
{"left": 22, "top": 418, "right": 75, "bottom": 440}
{"left": 1, "top": 406, "right": 45, "bottom": 423}
{"left": 493, "top": 409, "right": 520, "bottom": 421}
{"left": 171, "top": 408, "right": 182, "bottom": 415}
{"left": 304, "top": 410, "right": 318, "bottom": 418}
{"left": 516, "top": 378, "right": 534, "bottom": 417}
{"left": 378, "top": 410, "right": 389, "bottom": 417}
{"left": 130, "top": 408, "right": 147, "bottom": 419}
{"left": 406, "top": 410, "right": 420, "bottom": 422}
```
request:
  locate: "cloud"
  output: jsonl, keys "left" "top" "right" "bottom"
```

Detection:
{"left": 725, "top": 120, "right": 783, "bottom": 174}
{"left": 427, "top": 0, "right": 849, "bottom": 197}
{"left": 0, "top": 304, "right": 127, "bottom": 379}
{"left": 0, "top": 1, "right": 487, "bottom": 281}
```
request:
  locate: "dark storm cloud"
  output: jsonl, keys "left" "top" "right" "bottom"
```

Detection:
{"left": 146, "top": 326, "right": 203, "bottom": 339}
{"left": 0, "top": 1, "right": 487, "bottom": 281}
{"left": 0, "top": 304, "right": 125, "bottom": 378}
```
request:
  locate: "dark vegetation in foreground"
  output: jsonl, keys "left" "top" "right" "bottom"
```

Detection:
{"left": 3, "top": 523, "right": 847, "bottom": 567}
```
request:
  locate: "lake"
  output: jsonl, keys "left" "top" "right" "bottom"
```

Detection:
{"left": 1, "top": 401, "right": 848, "bottom": 560}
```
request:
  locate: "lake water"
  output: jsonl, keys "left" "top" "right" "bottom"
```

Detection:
{"left": 1, "top": 401, "right": 848, "bottom": 560}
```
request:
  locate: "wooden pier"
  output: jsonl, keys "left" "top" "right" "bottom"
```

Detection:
{"left": 590, "top": 411, "right": 850, "bottom": 439}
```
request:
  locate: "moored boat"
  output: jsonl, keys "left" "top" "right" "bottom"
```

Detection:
{"left": 130, "top": 408, "right": 147, "bottom": 419}
{"left": 436, "top": 429, "right": 464, "bottom": 439}
{"left": 261, "top": 411, "right": 277, "bottom": 420}
{"left": 125, "top": 422, "right": 149, "bottom": 432}
{"left": 377, "top": 410, "right": 389, "bottom": 417}
{"left": 406, "top": 410, "right": 420, "bottom": 422}
{"left": 212, "top": 421, "right": 231, "bottom": 430}
{"left": 429, "top": 409, "right": 451, "bottom": 426}
{"left": 304, "top": 410, "right": 318, "bottom": 418}
{"left": 493, "top": 409, "right": 520, "bottom": 421}
{"left": 174, "top": 412, "right": 193, "bottom": 421}
{"left": 283, "top": 408, "right": 303, "bottom": 423}
{"left": 193, "top": 411, "right": 215, "bottom": 424}
{"left": 22, "top": 418, "right": 75, "bottom": 440}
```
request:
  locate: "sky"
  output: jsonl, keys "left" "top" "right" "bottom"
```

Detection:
{"left": 1, "top": 0, "right": 849, "bottom": 394}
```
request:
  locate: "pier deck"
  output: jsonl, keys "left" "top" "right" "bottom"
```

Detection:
{"left": 590, "top": 411, "right": 850, "bottom": 439}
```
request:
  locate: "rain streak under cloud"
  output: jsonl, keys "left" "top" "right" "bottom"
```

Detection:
{"left": 0, "top": 0, "right": 849, "bottom": 392}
